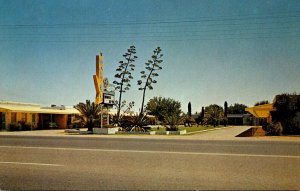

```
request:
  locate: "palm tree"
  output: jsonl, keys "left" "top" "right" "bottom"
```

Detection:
{"left": 74, "top": 100, "right": 102, "bottom": 132}
{"left": 164, "top": 113, "right": 182, "bottom": 131}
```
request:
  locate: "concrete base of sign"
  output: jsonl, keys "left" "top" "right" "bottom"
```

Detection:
{"left": 167, "top": 130, "right": 186, "bottom": 135}
{"left": 93, "top": 127, "right": 119, "bottom": 134}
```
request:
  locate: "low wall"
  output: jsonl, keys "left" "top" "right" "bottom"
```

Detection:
{"left": 154, "top": 130, "right": 186, "bottom": 135}
{"left": 167, "top": 130, "right": 187, "bottom": 135}
{"left": 236, "top": 126, "right": 265, "bottom": 137}
{"left": 93, "top": 127, "right": 119, "bottom": 134}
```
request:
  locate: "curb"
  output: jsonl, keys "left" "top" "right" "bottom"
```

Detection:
{"left": 185, "top": 126, "right": 234, "bottom": 135}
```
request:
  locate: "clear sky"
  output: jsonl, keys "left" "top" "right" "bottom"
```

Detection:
{"left": 0, "top": 0, "right": 300, "bottom": 113}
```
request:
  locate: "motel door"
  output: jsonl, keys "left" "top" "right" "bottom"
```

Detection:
{"left": 0, "top": 112, "right": 6, "bottom": 130}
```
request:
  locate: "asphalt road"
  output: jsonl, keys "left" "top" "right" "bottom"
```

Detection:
{"left": 0, "top": 136, "right": 299, "bottom": 190}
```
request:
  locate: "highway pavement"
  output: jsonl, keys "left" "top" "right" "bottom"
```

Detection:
{"left": 0, "top": 135, "right": 300, "bottom": 190}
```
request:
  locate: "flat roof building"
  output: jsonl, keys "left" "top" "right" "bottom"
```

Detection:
{"left": 0, "top": 101, "right": 79, "bottom": 130}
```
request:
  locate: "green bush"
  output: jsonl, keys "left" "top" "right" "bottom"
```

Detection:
{"left": 164, "top": 113, "right": 182, "bottom": 131}
{"left": 116, "top": 115, "right": 150, "bottom": 132}
{"left": 183, "top": 115, "right": 195, "bottom": 127}
{"left": 19, "top": 121, "right": 32, "bottom": 131}
{"left": 49, "top": 122, "right": 57, "bottom": 129}
{"left": 8, "top": 122, "right": 33, "bottom": 131}
{"left": 263, "top": 122, "right": 283, "bottom": 136}
{"left": 8, "top": 123, "right": 21, "bottom": 131}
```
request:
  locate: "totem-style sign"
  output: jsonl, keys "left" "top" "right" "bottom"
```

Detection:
{"left": 93, "top": 53, "right": 104, "bottom": 104}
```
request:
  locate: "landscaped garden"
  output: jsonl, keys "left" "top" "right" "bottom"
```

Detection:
{"left": 72, "top": 45, "right": 300, "bottom": 136}
{"left": 71, "top": 45, "right": 237, "bottom": 135}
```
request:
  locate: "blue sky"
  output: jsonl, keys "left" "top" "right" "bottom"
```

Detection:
{"left": 0, "top": 0, "right": 300, "bottom": 113}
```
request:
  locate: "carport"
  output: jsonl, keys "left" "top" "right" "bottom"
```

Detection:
{"left": 245, "top": 103, "right": 274, "bottom": 124}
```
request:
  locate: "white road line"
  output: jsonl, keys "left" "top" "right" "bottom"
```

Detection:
{"left": 0, "top": 161, "right": 63, "bottom": 167}
{"left": 0, "top": 145, "right": 300, "bottom": 159}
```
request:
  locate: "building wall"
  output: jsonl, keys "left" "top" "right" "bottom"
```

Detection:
{"left": 0, "top": 110, "right": 39, "bottom": 130}
{"left": 53, "top": 114, "right": 68, "bottom": 129}
{"left": 38, "top": 114, "right": 69, "bottom": 129}
{"left": 227, "top": 117, "right": 243, "bottom": 125}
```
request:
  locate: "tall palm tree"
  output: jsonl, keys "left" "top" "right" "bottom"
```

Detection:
{"left": 74, "top": 100, "right": 102, "bottom": 132}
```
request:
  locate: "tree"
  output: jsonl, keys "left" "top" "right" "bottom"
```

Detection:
{"left": 254, "top": 100, "right": 269, "bottom": 106}
{"left": 183, "top": 113, "right": 195, "bottom": 127}
{"left": 195, "top": 106, "right": 205, "bottom": 125}
{"left": 196, "top": 107, "right": 205, "bottom": 125}
{"left": 227, "top": 103, "right": 247, "bottom": 114}
{"left": 224, "top": 101, "right": 228, "bottom": 126}
{"left": 74, "top": 100, "right": 102, "bottom": 132}
{"left": 138, "top": 47, "right": 163, "bottom": 116}
{"left": 270, "top": 93, "right": 300, "bottom": 135}
{"left": 204, "top": 104, "right": 224, "bottom": 127}
{"left": 164, "top": 112, "right": 183, "bottom": 131}
{"left": 188, "top": 102, "right": 192, "bottom": 117}
{"left": 146, "top": 96, "right": 181, "bottom": 123}
{"left": 113, "top": 45, "right": 138, "bottom": 122}
{"left": 184, "top": 102, "right": 193, "bottom": 127}
{"left": 224, "top": 101, "right": 228, "bottom": 117}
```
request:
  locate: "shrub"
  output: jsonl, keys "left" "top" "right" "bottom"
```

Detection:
{"left": 18, "top": 121, "right": 32, "bottom": 131}
{"left": 116, "top": 115, "right": 150, "bottom": 132}
{"left": 49, "top": 122, "right": 57, "bottom": 129}
{"left": 263, "top": 122, "right": 283, "bottom": 136}
{"left": 8, "top": 123, "right": 21, "bottom": 131}
{"left": 164, "top": 113, "right": 183, "bottom": 131}
{"left": 183, "top": 115, "right": 195, "bottom": 127}
{"left": 23, "top": 123, "right": 31, "bottom": 130}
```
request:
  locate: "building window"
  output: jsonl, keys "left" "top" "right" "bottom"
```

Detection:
{"left": 1, "top": 112, "right": 6, "bottom": 129}
{"left": 11, "top": 112, "right": 17, "bottom": 123}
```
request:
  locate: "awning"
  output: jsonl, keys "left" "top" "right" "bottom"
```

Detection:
{"left": 245, "top": 104, "right": 274, "bottom": 118}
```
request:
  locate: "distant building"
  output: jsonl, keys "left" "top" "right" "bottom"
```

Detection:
{"left": 0, "top": 101, "right": 79, "bottom": 130}
{"left": 227, "top": 113, "right": 253, "bottom": 126}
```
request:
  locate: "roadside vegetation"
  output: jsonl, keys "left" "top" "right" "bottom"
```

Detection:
{"left": 152, "top": 125, "right": 220, "bottom": 133}
{"left": 263, "top": 93, "right": 300, "bottom": 136}
{"left": 73, "top": 100, "right": 102, "bottom": 132}
{"left": 72, "top": 45, "right": 240, "bottom": 134}
{"left": 72, "top": 46, "right": 300, "bottom": 137}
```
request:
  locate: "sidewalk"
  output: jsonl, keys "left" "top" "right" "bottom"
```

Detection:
{"left": 0, "top": 126, "right": 299, "bottom": 141}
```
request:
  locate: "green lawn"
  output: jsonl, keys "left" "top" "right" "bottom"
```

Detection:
{"left": 151, "top": 125, "right": 222, "bottom": 133}
{"left": 178, "top": 125, "right": 218, "bottom": 132}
